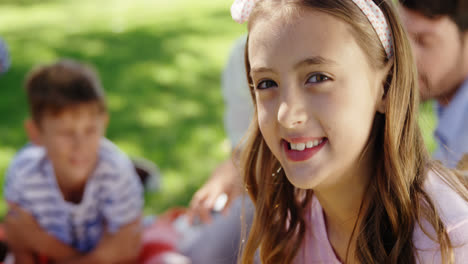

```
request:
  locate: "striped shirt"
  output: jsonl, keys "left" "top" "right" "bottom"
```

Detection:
{"left": 4, "top": 139, "right": 143, "bottom": 253}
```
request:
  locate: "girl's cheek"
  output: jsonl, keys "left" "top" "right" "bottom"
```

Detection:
{"left": 257, "top": 101, "right": 273, "bottom": 123}
{"left": 258, "top": 113, "right": 271, "bottom": 134}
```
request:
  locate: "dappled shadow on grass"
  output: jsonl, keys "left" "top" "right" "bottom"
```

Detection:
{"left": 0, "top": 9, "right": 242, "bottom": 213}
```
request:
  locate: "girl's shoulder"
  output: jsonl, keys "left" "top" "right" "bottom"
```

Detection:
{"left": 422, "top": 170, "right": 468, "bottom": 228}
{"left": 413, "top": 170, "right": 468, "bottom": 263}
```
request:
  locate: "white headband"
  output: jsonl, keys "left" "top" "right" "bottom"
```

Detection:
{"left": 231, "top": 0, "right": 394, "bottom": 58}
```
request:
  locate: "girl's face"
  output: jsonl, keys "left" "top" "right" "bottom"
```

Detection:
{"left": 248, "top": 10, "right": 388, "bottom": 190}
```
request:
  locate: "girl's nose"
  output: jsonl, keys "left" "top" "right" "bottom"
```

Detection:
{"left": 277, "top": 88, "right": 308, "bottom": 129}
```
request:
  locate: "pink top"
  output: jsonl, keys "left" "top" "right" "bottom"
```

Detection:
{"left": 294, "top": 171, "right": 468, "bottom": 263}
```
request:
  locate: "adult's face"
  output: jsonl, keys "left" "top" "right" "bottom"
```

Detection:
{"left": 400, "top": 7, "right": 466, "bottom": 104}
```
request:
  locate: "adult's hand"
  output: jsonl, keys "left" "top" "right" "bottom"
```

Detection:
{"left": 187, "top": 157, "right": 243, "bottom": 224}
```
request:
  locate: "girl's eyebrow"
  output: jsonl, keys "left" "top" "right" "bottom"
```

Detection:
{"left": 250, "top": 56, "right": 336, "bottom": 76}
{"left": 294, "top": 56, "right": 336, "bottom": 70}
{"left": 250, "top": 67, "right": 275, "bottom": 75}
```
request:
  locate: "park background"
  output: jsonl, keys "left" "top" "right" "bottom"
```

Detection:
{"left": 0, "top": 0, "right": 436, "bottom": 217}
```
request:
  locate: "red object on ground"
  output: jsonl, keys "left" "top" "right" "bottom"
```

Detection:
{"left": 37, "top": 256, "right": 49, "bottom": 264}
{"left": 139, "top": 208, "right": 188, "bottom": 264}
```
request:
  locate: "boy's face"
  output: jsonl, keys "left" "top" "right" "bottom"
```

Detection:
{"left": 33, "top": 103, "right": 108, "bottom": 185}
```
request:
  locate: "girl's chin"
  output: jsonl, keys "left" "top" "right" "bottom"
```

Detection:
{"left": 283, "top": 168, "right": 325, "bottom": 190}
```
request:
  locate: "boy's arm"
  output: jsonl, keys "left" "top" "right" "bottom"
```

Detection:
{"left": 7, "top": 204, "right": 141, "bottom": 264}
{"left": 5, "top": 203, "right": 80, "bottom": 260}
{"left": 5, "top": 213, "right": 37, "bottom": 264}
{"left": 57, "top": 218, "right": 143, "bottom": 264}
{"left": 29, "top": 223, "right": 80, "bottom": 260}
{"left": 8, "top": 249, "right": 36, "bottom": 264}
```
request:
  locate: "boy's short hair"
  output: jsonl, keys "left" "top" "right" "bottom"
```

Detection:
{"left": 25, "top": 59, "right": 107, "bottom": 124}
{"left": 400, "top": 0, "right": 468, "bottom": 31}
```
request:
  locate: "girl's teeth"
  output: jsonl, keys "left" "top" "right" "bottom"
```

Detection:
{"left": 290, "top": 139, "right": 324, "bottom": 151}
{"left": 297, "top": 143, "right": 305, "bottom": 151}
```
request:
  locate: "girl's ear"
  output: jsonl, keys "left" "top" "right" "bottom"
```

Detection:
{"left": 24, "top": 118, "right": 42, "bottom": 145}
{"left": 376, "top": 60, "right": 394, "bottom": 114}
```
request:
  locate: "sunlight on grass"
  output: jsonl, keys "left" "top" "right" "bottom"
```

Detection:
{"left": 0, "top": 147, "right": 15, "bottom": 174}
{"left": 0, "top": 147, "right": 16, "bottom": 216}
{"left": 419, "top": 102, "right": 437, "bottom": 154}
{"left": 154, "top": 66, "right": 180, "bottom": 86}
{"left": 107, "top": 94, "right": 127, "bottom": 111}
{"left": 140, "top": 108, "right": 171, "bottom": 127}
{"left": 80, "top": 40, "right": 108, "bottom": 57}
{"left": 177, "top": 100, "right": 203, "bottom": 118}
{"left": 113, "top": 140, "right": 144, "bottom": 158}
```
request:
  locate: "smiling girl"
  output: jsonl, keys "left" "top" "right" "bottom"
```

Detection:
{"left": 231, "top": 0, "right": 468, "bottom": 263}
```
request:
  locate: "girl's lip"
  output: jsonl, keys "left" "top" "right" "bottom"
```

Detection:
{"left": 282, "top": 138, "right": 327, "bottom": 162}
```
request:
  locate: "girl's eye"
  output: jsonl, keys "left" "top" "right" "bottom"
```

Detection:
{"left": 307, "top": 74, "right": 330, "bottom": 84}
{"left": 257, "top": 80, "right": 277, "bottom": 90}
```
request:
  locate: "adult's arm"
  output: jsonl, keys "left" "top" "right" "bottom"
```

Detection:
{"left": 187, "top": 35, "right": 251, "bottom": 223}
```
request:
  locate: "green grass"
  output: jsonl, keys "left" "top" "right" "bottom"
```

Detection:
{"left": 0, "top": 0, "right": 436, "bottom": 217}
{"left": 419, "top": 102, "right": 437, "bottom": 154}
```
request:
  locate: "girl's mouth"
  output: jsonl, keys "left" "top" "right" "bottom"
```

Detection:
{"left": 282, "top": 138, "right": 327, "bottom": 162}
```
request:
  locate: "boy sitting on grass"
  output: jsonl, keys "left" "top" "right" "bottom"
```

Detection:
{"left": 4, "top": 60, "right": 143, "bottom": 264}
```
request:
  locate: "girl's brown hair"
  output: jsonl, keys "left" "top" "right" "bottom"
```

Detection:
{"left": 239, "top": 0, "right": 468, "bottom": 263}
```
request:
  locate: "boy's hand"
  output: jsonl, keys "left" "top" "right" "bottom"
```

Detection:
{"left": 4, "top": 203, "right": 41, "bottom": 251}
{"left": 93, "top": 218, "right": 143, "bottom": 263}
{"left": 5, "top": 202, "right": 80, "bottom": 261}
{"left": 55, "top": 219, "right": 143, "bottom": 264}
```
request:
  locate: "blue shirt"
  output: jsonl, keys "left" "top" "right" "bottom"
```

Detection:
{"left": 4, "top": 139, "right": 144, "bottom": 253}
{"left": 433, "top": 78, "right": 468, "bottom": 168}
